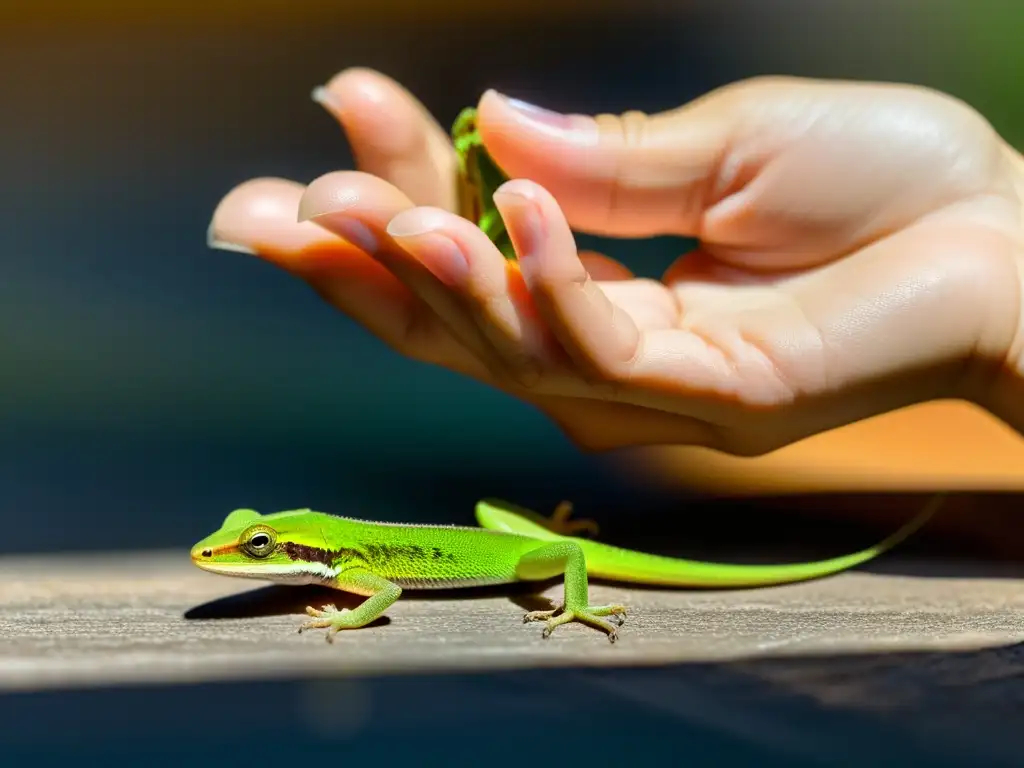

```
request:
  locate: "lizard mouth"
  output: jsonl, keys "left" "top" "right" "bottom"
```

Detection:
{"left": 190, "top": 558, "right": 338, "bottom": 584}
{"left": 190, "top": 559, "right": 264, "bottom": 577}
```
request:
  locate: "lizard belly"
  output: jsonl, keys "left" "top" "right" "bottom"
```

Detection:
{"left": 389, "top": 573, "right": 519, "bottom": 590}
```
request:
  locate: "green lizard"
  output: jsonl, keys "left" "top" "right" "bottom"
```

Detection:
{"left": 190, "top": 494, "right": 942, "bottom": 643}
{"left": 452, "top": 106, "right": 516, "bottom": 260}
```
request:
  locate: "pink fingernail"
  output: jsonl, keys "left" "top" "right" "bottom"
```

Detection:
{"left": 387, "top": 210, "right": 471, "bottom": 285}
{"left": 386, "top": 216, "right": 436, "bottom": 239}
{"left": 504, "top": 95, "right": 575, "bottom": 129}
{"left": 317, "top": 215, "right": 378, "bottom": 254}
{"left": 489, "top": 90, "right": 597, "bottom": 144}
{"left": 493, "top": 186, "right": 544, "bottom": 257}
{"left": 392, "top": 231, "right": 469, "bottom": 286}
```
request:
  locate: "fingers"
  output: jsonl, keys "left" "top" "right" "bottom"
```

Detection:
{"left": 210, "top": 171, "right": 644, "bottom": 397}
{"left": 386, "top": 207, "right": 572, "bottom": 387}
{"left": 299, "top": 170, "right": 553, "bottom": 385}
{"left": 312, "top": 67, "right": 458, "bottom": 210}
{"left": 297, "top": 169, "right": 649, "bottom": 391}
{"left": 207, "top": 177, "right": 348, "bottom": 270}
{"left": 476, "top": 88, "right": 730, "bottom": 239}
{"left": 207, "top": 177, "right": 481, "bottom": 374}
{"left": 492, "top": 179, "right": 644, "bottom": 382}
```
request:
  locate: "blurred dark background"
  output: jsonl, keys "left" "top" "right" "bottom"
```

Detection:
{"left": 1, "top": 0, "right": 1023, "bottom": 557}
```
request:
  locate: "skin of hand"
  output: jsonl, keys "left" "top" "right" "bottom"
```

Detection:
{"left": 208, "top": 68, "right": 1024, "bottom": 456}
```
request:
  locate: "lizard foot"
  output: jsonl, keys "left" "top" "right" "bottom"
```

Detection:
{"left": 298, "top": 604, "right": 352, "bottom": 643}
{"left": 542, "top": 501, "right": 600, "bottom": 538}
{"left": 524, "top": 603, "right": 627, "bottom": 643}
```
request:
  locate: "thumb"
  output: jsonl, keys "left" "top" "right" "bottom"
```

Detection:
{"left": 476, "top": 87, "right": 732, "bottom": 238}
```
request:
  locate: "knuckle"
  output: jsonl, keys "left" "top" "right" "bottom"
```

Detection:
{"left": 585, "top": 336, "right": 643, "bottom": 389}
{"left": 595, "top": 109, "right": 651, "bottom": 149}
{"left": 531, "top": 261, "right": 591, "bottom": 296}
{"left": 592, "top": 110, "right": 652, "bottom": 229}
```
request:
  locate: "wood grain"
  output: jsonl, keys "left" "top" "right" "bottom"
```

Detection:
{"left": 2, "top": 549, "right": 1023, "bottom": 693}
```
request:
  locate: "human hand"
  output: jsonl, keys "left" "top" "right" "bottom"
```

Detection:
{"left": 209, "top": 69, "right": 1024, "bottom": 455}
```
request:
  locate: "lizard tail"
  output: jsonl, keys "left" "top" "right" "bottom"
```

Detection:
{"left": 474, "top": 493, "right": 944, "bottom": 588}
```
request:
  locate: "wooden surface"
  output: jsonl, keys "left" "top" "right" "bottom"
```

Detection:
{"left": 3, "top": 550, "right": 1024, "bottom": 694}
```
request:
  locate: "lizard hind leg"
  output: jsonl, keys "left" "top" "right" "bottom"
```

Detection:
{"left": 544, "top": 500, "right": 600, "bottom": 538}
{"left": 515, "top": 541, "right": 627, "bottom": 643}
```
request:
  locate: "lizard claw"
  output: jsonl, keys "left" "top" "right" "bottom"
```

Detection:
{"left": 298, "top": 604, "right": 351, "bottom": 637}
{"left": 524, "top": 603, "right": 626, "bottom": 642}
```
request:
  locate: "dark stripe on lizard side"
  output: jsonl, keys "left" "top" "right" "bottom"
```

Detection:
{"left": 280, "top": 542, "right": 363, "bottom": 567}
{"left": 360, "top": 542, "right": 457, "bottom": 564}
{"left": 279, "top": 541, "right": 461, "bottom": 571}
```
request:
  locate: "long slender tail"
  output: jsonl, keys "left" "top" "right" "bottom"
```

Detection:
{"left": 474, "top": 493, "right": 944, "bottom": 588}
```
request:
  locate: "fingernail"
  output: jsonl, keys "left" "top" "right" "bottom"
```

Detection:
{"left": 494, "top": 91, "right": 574, "bottom": 128}
{"left": 297, "top": 188, "right": 359, "bottom": 222}
{"left": 206, "top": 220, "right": 255, "bottom": 255}
{"left": 386, "top": 214, "right": 438, "bottom": 239}
{"left": 311, "top": 85, "right": 343, "bottom": 114}
{"left": 316, "top": 215, "right": 379, "bottom": 254}
{"left": 488, "top": 90, "right": 596, "bottom": 144}
{"left": 388, "top": 215, "right": 469, "bottom": 286}
{"left": 493, "top": 184, "right": 543, "bottom": 256}
{"left": 416, "top": 235, "right": 470, "bottom": 286}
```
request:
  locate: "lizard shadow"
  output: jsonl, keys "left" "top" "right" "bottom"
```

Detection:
{"left": 183, "top": 579, "right": 560, "bottom": 622}
{"left": 184, "top": 553, "right": 1011, "bottom": 623}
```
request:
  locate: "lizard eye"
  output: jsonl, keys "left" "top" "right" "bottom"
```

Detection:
{"left": 240, "top": 526, "right": 277, "bottom": 558}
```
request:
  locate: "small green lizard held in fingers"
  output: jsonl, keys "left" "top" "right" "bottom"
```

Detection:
{"left": 452, "top": 106, "right": 517, "bottom": 260}
{"left": 190, "top": 493, "right": 944, "bottom": 643}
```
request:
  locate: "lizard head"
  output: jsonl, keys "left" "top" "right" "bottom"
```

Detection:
{"left": 190, "top": 508, "right": 340, "bottom": 585}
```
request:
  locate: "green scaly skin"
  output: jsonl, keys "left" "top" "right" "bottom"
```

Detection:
{"left": 190, "top": 494, "right": 943, "bottom": 643}
{"left": 452, "top": 106, "right": 517, "bottom": 260}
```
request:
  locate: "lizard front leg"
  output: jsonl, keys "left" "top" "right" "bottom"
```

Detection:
{"left": 298, "top": 568, "right": 402, "bottom": 643}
